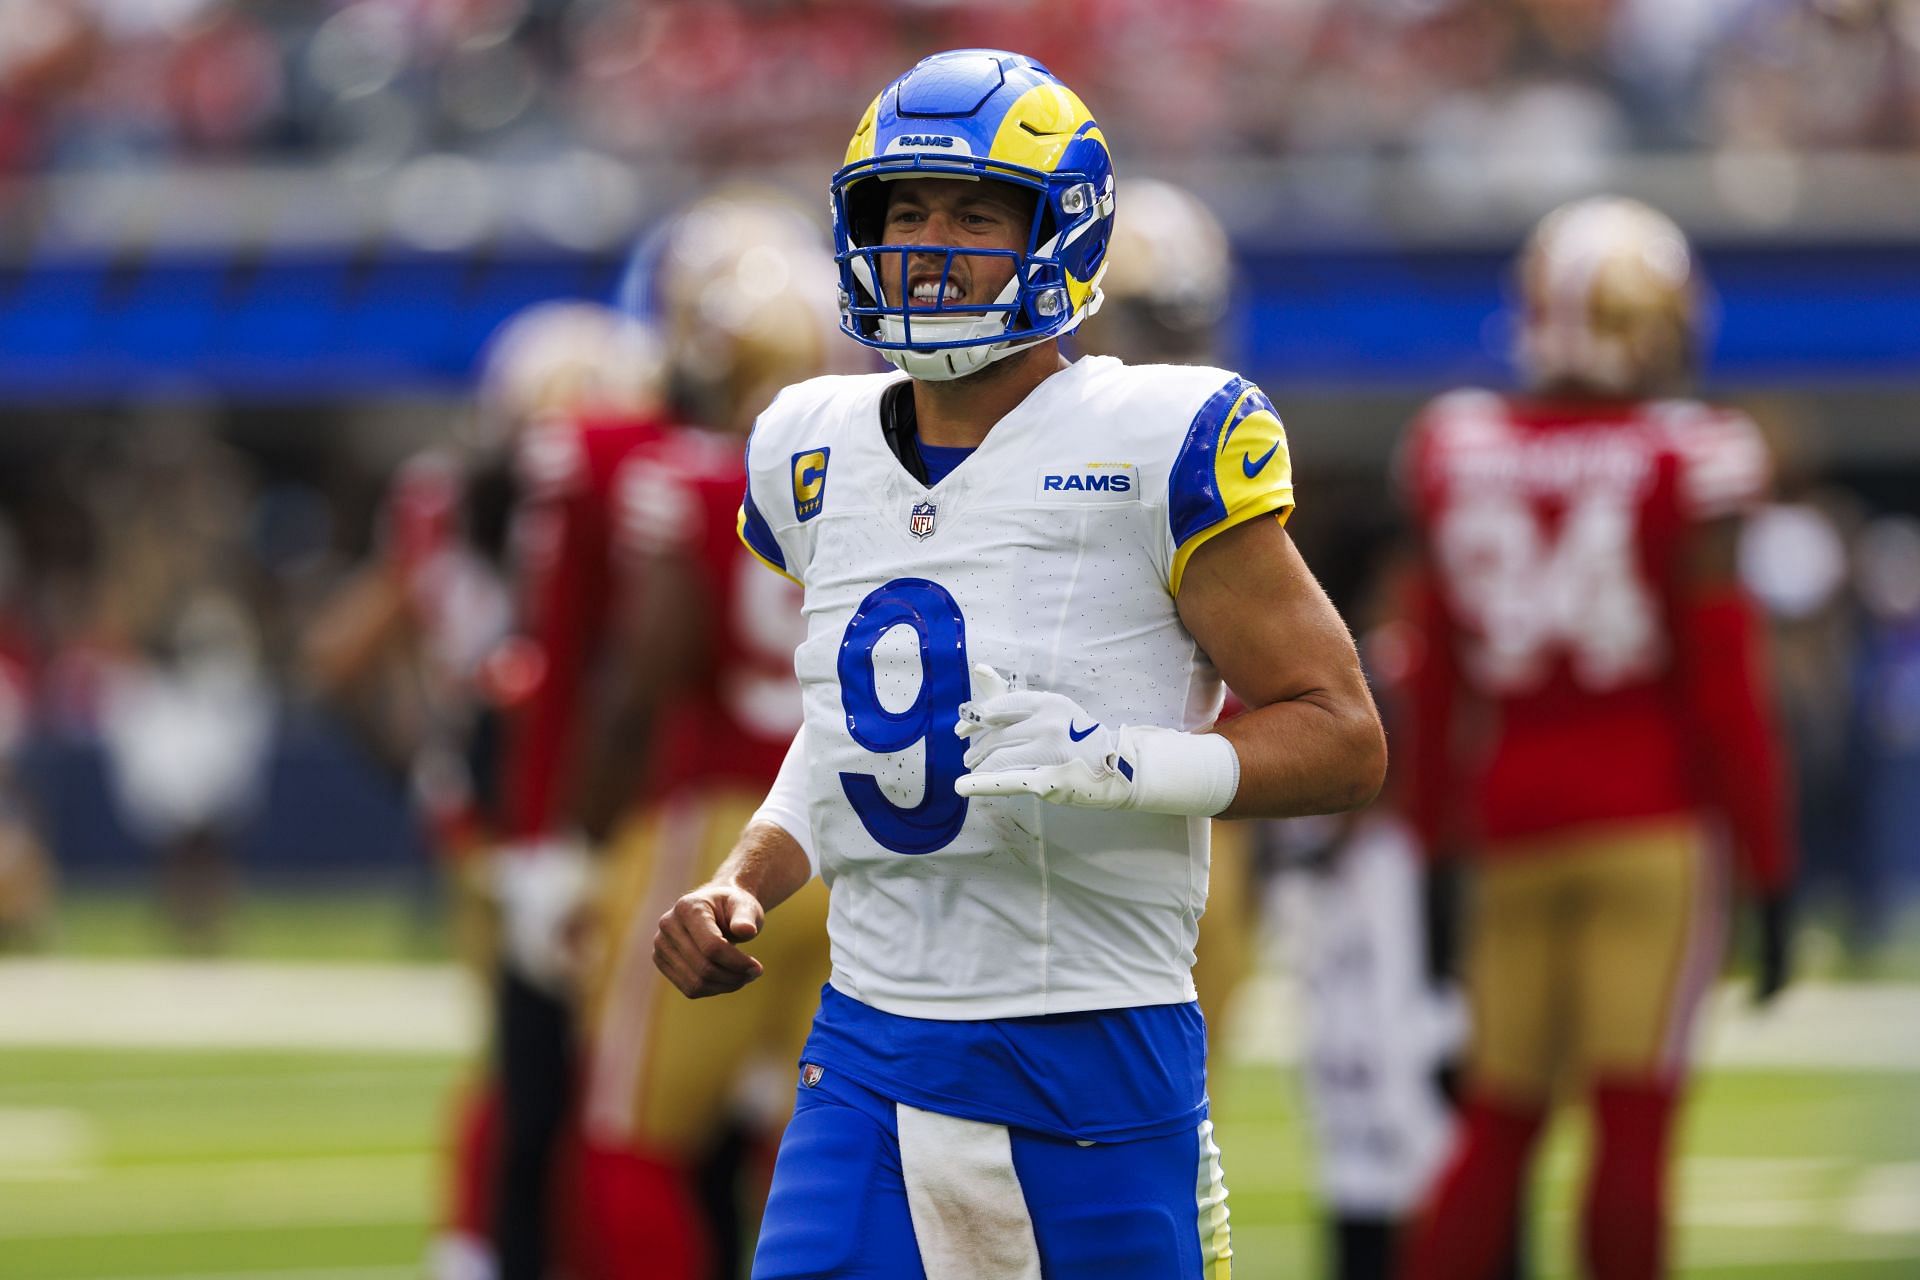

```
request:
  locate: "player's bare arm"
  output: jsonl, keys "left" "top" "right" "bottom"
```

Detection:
{"left": 653, "top": 818, "right": 809, "bottom": 999}
{"left": 956, "top": 512, "right": 1387, "bottom": 820}
{"left": 1177, "top": 514, "right": 1388, "bottom": 818}
{"left": 1678, "top": 508, "right": 1796, "bottom": 998}
{"left": 573, "top": 546, "right": 709, "bottom": 843}
{"left": 300, "top": 564, "right": 414, "bottom": 698}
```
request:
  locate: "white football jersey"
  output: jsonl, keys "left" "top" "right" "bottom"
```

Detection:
{"left": 740, "top": 355, "right": 1295, "bottom": 1019}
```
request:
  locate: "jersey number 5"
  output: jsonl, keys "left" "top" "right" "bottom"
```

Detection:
{"left": 838, "top": 577, "right": 971, "bottom": 855}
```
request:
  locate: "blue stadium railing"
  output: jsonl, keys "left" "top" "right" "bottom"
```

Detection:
{"left": 1, "top": 242, "right": 1915, "bottom": 401}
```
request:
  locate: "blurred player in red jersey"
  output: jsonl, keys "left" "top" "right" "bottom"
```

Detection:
{"left": 559, "top": 192, "right": 847, "bottom": 1280}
{"left": 0, "top": 519, "right": 51, "bottom": 951}
{"left": 307, "top": 299, "right": 663, "bottom": 1280}
{"left": 1396, "top": 198, "right": 1795, "bottom": 1280}
{"left": 485, "top": 304, "right": 681, "bottom": 1280}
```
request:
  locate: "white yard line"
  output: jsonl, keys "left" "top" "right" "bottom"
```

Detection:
{"left": 3, "top": 958, "right": 1917, "bottom": 1068}
{"left": 1228, "top": 975, "right": 1920, "bottom": 1072}
{"left": 0, "top": 1106, "right": 97, "bottom": 1174}
{"left": 0, "top": 959, "right": 480, "bottom": 1053}
{"left": 1843, "top": 1163, "right": 1920, "bottom": 1236}
{"left": 3, "top": 955, "right": 1920, "bottom": 1066}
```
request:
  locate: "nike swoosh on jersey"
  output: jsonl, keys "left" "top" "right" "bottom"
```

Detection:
{"left": 1068, "top": 721, "right": 1100, "bottom": 742}
{"left": 1241, "top": 442, "right": 1280, "bottom": 478}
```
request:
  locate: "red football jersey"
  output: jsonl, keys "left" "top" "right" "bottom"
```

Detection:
{"left": 610, "top": 426, "right": 803, "bottom": 798}
{"left": 382, "top": 448, "right": 513, "bottom": 686}
{"left": 497, "top": 414, "right": 667, "bottom": 840}
{"left": 1401, "top": 390, "right": 1773, "bottom": 856}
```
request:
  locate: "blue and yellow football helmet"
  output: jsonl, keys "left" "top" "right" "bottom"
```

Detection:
{"left": 831, "top": 49, "right": 1116, "bottom": 381}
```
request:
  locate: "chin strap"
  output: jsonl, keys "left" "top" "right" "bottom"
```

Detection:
{"left": 851, "top": 203, "right": 1110, "bottom": 383}
{"left": 871, "top": 273, "right": 1028, "bottom": 381}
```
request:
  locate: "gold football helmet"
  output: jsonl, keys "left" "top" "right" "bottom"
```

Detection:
{"left": 472, "top": 301, "right": 664, "bottom": 447}
{"left": 1075, "top": 177, "right": 1231, "bottom": 366}
{"left": 638, "top": 189, "right": 854, "bottom": 434}
{"left": 1517, "top": 196, "right": 1700, "bottom": 398}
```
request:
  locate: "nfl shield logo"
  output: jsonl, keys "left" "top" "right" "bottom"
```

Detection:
{"left": 908, "top": 501, "right": 938, "bottom": 540}
{"left": 801, "top": 1063, "right": 824, "bottom": 1089}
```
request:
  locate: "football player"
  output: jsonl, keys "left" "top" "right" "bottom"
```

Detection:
{"left": 1395, "top": 199, "right": 1796, "bottom": 1280}
{"left": 485, "top": 302, "right": 681, "bottom": 1280}
{"left": 304, "top": 299, "right": 662, "bottom": 1280}
{"left": 566, "top": 193, "right": 843, "bottom": 1280}
{"left": 467, "top": 302, "right": 667, "bottom": 1280}
{"left": 0, "top": 536, "right": 49, "bottom": 954}
{"left": 653, "top": 50, "right": 1387, "bottom": 1279}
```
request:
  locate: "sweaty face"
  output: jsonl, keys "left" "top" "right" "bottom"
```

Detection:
{"left": 877, "top": 178, "right": 1033, "bottom": 313}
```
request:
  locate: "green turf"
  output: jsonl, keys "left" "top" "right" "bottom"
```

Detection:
{"left": 1213, "top": 1063, "right": 1920, "bottom": 1279}
{"left": 1, "top": 1046, "right": 1913, "bottom": 1280}
{"left": 0, "top": 1050, "right": 464, "bottom": 1280}
{"left": 13, "top": 890, "right": 1919, "bottom": 1276}
{"left": 44, "top": 890, "right": 452, "bottom": 963}
{"left": 42, "top": 889, "right": 1920, "bottom": 979}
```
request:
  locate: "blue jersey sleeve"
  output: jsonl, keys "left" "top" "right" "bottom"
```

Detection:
{"left": 736, "top": 402, "right": 811, "bottom": 586}
{"left": 736, "top": 484, "right": 795, "bottom": 583}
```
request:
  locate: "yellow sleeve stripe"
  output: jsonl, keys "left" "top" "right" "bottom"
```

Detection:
{"left": 736, "top": 506, "right": 801, "bottom": 586}
{"left": 1169, "top": 499, "right": 1294, "bottom": 597}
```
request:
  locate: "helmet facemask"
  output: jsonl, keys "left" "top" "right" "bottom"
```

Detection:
{"left": 833, "top": 158, "right": 1112, "bottom": 382}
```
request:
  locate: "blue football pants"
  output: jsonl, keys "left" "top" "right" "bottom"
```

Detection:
{"left": 751, "top": 1066, "right": 1232, "bottom": 1279}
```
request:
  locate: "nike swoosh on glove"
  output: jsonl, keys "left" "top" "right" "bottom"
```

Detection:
{"left": 953, "top": 663, "right": 1135, "bottom": 809}
{"left": 953, "top": 663, "right": 1242, "bottom": 817}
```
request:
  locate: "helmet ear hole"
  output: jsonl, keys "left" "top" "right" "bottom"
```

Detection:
{"left": 1031, "top": 190, "right": 1059, "bottom": 255}
{"left": 847, "top": 180, "right": 888, "bottom": 251}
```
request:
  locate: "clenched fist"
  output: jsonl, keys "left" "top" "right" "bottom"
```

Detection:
{"left": 653, "top": 881, "right": 767, "bottom": 999}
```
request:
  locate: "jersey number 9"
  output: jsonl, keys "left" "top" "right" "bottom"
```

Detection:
{"left": 837, "top": 577, "right": 972, "bottom": 855}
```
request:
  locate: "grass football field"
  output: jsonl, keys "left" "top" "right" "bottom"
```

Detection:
{"left": 2, "top": 893, "right": 1915, "bottom": 1280}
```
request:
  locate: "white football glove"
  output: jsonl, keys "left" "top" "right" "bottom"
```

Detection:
{"left": 953, "top": 664, "right": 1241, "bottom": 817}
{"left": 491, "top": 836, "right": 596, "bottom": 995}
{"left": 954, "top": 664, "right": 1132, "bottom": 808}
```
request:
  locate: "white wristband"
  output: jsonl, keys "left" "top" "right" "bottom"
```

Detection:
{"left": 750, "top": 727, "right": 818, "bottom": 877}
{"left": 1114, "top": 726, "right": 1241, "bottom": 817}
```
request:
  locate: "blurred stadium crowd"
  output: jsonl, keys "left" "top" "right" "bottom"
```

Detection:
{"left": 3, "top": 0, "right": 1919, "bottom": 181}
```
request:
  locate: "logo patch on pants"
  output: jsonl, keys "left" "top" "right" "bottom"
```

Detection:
{"left": 801, "top": 1063, "right": 825, "bottom": 1088}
